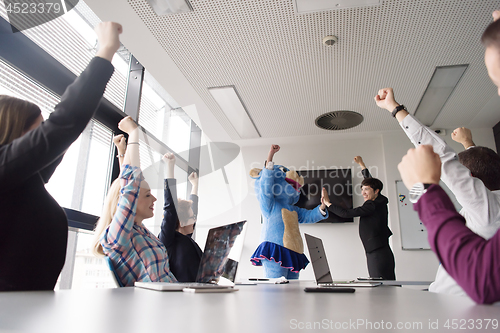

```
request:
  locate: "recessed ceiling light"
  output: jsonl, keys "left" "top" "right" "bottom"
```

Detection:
{"left": 208, "top": 86, "right": 260, "bottom": 139}
{"left": 414, "top": 64, "right": 468, "bottom": 126}
{"left": 147, "top": 0, "right": 193, "bottom": 16}
{"left": 295, "top": 0, "right": 381, "bottom": 13}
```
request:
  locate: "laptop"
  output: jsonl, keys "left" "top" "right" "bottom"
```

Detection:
{"left": 304, "top": 233, "right": 381, "bottom": 288}
{"left": 135, "top": 220, "right": 247, "bottom": 291}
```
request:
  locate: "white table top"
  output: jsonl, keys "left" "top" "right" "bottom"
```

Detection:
{"left": 0, "top": 281, "right": 498, "bottom": 333}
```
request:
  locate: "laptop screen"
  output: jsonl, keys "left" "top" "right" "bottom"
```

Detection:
{"left": 196, "top": 221, "right": 247, "bottom": 284}
{"left": 305, "top": 233, "right": 334, "bottom": 284}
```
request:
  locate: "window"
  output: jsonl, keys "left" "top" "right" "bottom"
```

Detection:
{"left": 138, "top": 70, "right": 192, "bottom": 161}
{"left": 0, "top": 59, "right": 58, "bottom": 118}
{"left": 45, "top": 120, "right": 114, "bottom": 215}
{"left": 137, "top": 71, "right": 194, "bottom": 234}
{"left": 0, "top": 40, "right": 117, "bottom": 291}
{"left": 163, "top": 109, "right": 192, "bottom": 161}
{"left": 0, "top": 0, "right": 129, "bottom": 110}
{"left": 71, "top": 231, "right": 116, "bottom": 289}
{"left": 0, "top": 59, "right": 114, "bottom": 216}
{"left": 0, "top": 0, "right": 202, "bottom": 290}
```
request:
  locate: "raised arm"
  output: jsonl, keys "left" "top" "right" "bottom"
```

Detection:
{"left": 95, "top": 22, "right": 122, "bottom": 62}
{"left": 354, "top": 156, "right": 371, "bottom": 179}
{"left": 375, "top": 87, "right": 496, "bottom": 228}
{"left": 165, "top": 152, "right": 175, "bottom": 179}
{"left": 416, "top": 185, "right": 500, "bottom": 304}
{"left": 374, "top": 88, "right": 409, "bottom": 122}
{"left": 188, "top": 171, "right": 199, "bottom": 216}
{"left": 158, "top": 153, "right": 178, "bottom": 248}
{"left": 267, "top": 144, "right": 280, "bottom": 165}
{"left": 398, "top": 145, "right": 500, "bottom": 304}
{"left": 294, "top": 204, "right": 329, "bottom": 223}
{"left": 39, "top": 155, "right": 64, "bottom": 184}
{"left": 374, "top": 88, "right": 450, "bottom": 161}
{"left": 321, "top": 187, "right": 375, "bottom": 218}
{"left": 258, "top": 145, "right": 280, "bottom": 214}
{"left": 113, "top": 134, "right": 127, "bottom": 168}
{"left": 102, "top": 117, "right": 142, "bottom": 249}
{"left": 0, "top": 22, "right": 121, "bottom": 191}
{"left": 451, "top": 127, "right": 475, "bottom": 149}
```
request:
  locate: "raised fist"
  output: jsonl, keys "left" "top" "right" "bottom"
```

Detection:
{"left": 374, "top": 88, "right": 399, "bottom": 112}
{"left": 118, "top": 116, "right": 138, "bottom": 134}
{"left": 113, "top": 134, "right": 126, "bottom": 153}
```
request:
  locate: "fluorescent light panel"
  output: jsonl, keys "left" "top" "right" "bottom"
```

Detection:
{"left": 414, "top": 64, "right": 468, "bottom": 126}
{"left": 295, "top": 0, "right": 381, "bottom": 13}
{"left": 147, "top": 0, "right": 192, "bottom": 16}
{"left": 208, "top": 86, "right": 260, "bottom": 139}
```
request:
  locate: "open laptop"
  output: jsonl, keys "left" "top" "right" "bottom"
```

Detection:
{"left": 135, "top": 220, "right": 247, "bottom": 291}
{"left": 304, "top": 233, "right": 381, "bottom": 288}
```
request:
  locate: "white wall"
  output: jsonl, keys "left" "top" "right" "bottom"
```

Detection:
{"left": 195, "top": 126, "right": 496, "bottom": 282}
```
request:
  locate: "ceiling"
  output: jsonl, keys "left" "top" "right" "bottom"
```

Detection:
{"left": 85, "top": 0, "right": 500, "bottom": 143}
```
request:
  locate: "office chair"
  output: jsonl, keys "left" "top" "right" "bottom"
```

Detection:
{"left": 105, "top": 256, "right": 124, "bottom": 288}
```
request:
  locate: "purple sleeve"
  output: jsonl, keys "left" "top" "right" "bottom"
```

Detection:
{"left": 414, "top": 184, "right": 500, "bottom": 304}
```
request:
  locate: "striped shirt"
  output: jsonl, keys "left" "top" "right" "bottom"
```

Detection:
{"left": 101, "top": 165, "right": 177, "bottom": 286}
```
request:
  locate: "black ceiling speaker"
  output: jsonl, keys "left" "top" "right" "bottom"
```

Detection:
{"left": 315, "top": 110, "right": 364, "bottom": 130}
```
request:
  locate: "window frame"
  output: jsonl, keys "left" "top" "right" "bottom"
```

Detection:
{"left": 0, "top": 14, "right": 201, "bottom": 290}
{"left": 0, "top": 15, "right": 200, "bottom": 230}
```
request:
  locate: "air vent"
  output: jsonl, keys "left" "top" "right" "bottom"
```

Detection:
{"left": 315, "top": 111, "right": 364, "bottom": 130}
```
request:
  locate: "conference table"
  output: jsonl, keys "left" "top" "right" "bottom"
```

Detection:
{"left": 0, "top": 281, "right": 498, "bottom": 332}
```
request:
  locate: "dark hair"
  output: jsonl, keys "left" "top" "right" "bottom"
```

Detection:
{"left": 361, "top": 177, "right": 383, "bottom": 193}
{"left": 458, "top": 146, "right": 500, "bottom": 191}
{"left": 0, "top": 95, "right": 41, "bottom": 145}
{"left": 482, "top": 19, "right": 500, "bottom": 50}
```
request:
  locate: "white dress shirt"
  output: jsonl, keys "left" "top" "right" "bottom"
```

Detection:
{"left": 400, "top": 114, "right": 500, "bottom": 297}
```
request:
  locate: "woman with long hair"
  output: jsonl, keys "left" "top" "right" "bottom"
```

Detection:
{"left": 92, "top": 117, "right": 176, "bottom": 287}
{"left": 0, "top": 22, "right": 122, "bottom": 291}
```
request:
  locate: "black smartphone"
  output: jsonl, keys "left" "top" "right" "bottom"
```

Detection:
{"left": 304, "top": 287, "right": 355, "bottom": 293}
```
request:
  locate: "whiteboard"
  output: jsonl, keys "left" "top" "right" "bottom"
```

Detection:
{"left": 396, "top": 181, "right": 462, "bottom": 250}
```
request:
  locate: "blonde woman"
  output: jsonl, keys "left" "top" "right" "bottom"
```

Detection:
{"left": 92, "top": 117, "right": 176, "bottom": 286}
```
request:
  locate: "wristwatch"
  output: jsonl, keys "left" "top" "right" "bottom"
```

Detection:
{"left": 409, "top": 183, "right": 432, "bottom": 203}
{"left": 392, "top": 104, "right": 407, "bottom": 118}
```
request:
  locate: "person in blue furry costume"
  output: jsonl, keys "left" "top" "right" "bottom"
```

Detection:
{"left": 250, "top": 145, "right": 328, "bottom": 279}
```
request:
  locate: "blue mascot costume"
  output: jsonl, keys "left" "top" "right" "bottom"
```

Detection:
{"left": 250, "top": 145, "right": 328, "bottom": 279}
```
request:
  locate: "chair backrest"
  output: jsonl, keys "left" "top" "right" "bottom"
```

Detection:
{"left": 105, "top": 256, "right": 124, "bottom": 288}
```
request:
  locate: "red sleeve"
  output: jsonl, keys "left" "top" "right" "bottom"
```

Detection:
{"left": 414, "top": 185, "right": 500, "bottom": 304}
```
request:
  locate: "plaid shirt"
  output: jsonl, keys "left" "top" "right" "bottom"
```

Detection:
{"left": 101, "top": 165, "right": 177, "bottom": 286}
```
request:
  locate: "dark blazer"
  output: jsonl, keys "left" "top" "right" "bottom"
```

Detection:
{"left": 0, "top": 57, "right": 114, "bottom": 291}
{"left": 327, "top": 169, "right": 392, "bottom": 253}
{"left": 158, "top": 179, "right": 202, "bottom": 282}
